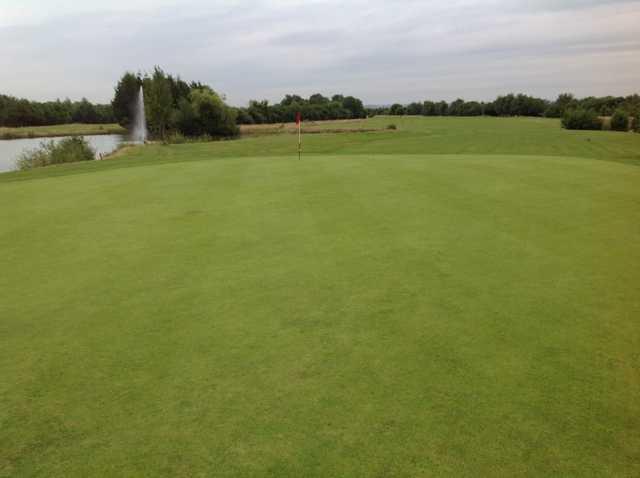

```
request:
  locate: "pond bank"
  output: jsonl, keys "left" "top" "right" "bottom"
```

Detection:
{"left": 0, "top": 134, "right": 125, "bottom": 172}
{"left": 0, "top": 123, "right": 126, "bottom": 140}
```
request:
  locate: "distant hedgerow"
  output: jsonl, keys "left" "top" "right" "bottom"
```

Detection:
{"left": 561, "top": 109, "right": 602, "bottom": 131}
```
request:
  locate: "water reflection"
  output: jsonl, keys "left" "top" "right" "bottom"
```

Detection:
{"left": 0, "top": 134, "right": 124, "bottom": 172}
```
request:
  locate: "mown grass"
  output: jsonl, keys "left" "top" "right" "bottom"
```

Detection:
{"left": 3, "top": 116, "right": 639, "bottom": 183}
{"left": 1, "top": 117, "right": 639, "bottom": 476}
{"left": 0, "top": 123, "right": 125, "bottom": 140}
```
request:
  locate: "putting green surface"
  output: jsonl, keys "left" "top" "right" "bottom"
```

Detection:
{"left": 1, "top": 118, "right": 639, "bottom": 476}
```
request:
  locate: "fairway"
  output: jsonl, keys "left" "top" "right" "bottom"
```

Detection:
{"left": 1, "top": 118, "right": 639, "bottom": 476}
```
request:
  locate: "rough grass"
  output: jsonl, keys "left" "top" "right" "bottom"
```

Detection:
{"left": 0, "top": 123, "right": 125, "bottom": 140}
{"left": 1, "top": 117, "right": 639, "bottom": 476}
{"left": 239, "top": 118, "right": 386, "bottom": 136}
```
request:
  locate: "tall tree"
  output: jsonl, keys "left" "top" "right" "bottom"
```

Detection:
{"left": 389, "top": 104, "right": 406, "bottom": 115}
{"left": 144, "top": 67, "right": 173, "bottom": 139}
{"left": 73, "top": 98, "right": 98, "bottom": 123}
{"left": 190, "top": 87, "right": 238, "bottom": 137}
{"left": 406, "top": 102, "right": 423, "bottom": 115}
{"left": 309, "top": 93, "right": 329, "bottom": 105}
{"left": 448, "top": 98, "right": 465, "bottom": 116}
{"left": 112, "top": 72, "right": 141, "bottom": 127}
{"left": 342, "top": 96, "right": 365, "bottom": 118}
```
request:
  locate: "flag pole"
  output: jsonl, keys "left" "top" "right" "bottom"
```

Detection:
{"left": 296, "top": 112, "right": 302, "bottom": 160}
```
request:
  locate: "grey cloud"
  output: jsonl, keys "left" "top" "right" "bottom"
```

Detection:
{"left": 512, "top": 0, "right": 636, "bottom": 12}
{"left": 0, "top": 0, "right": 639, "bottom": 105}
{"left": 268, "top": 29, "right": 347, "bottom": 46}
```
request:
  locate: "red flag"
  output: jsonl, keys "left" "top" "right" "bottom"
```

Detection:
{"left": 295, "top": 112, "right": 301, "bottom": 125}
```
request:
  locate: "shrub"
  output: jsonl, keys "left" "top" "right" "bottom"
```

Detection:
{"left": 610, "top": 109, "right": 629, "bottom": 132}
{"left": 634, "top": 115, "right": 640, "bottom": 133}
{"left": 163, "top": 132, "right": 215, "bottom": 145}
{"left": 183, "top": 88, "right": 239, "bottom": 138}
{"left": 16, "top": 136, "right": 94, "bottom": 170}
{"left": 561, "top": 108, "right": 602, "bottom": 130}
{"left": 386, "top": 124, "right": 397, "bottom": 130}
{"left": 49, "top": 136, "right": 95, "bottom": 164}
{"left": 164, "top": 131, "right": 187, "bottom": 144}
{"left": 16, "top": 146, "right": 50, "bottom": 170}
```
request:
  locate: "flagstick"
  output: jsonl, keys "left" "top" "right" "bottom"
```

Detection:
{"left": 298, "top": 119, "right": 301, "bottom": 160}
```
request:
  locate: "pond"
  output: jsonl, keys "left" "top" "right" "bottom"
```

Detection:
{"left": 0, "top": 134, "right": 125, "bottom": 173}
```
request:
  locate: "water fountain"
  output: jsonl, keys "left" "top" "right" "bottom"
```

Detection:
{"left": 131, "top": 86, "right": 148, "bottom": 143}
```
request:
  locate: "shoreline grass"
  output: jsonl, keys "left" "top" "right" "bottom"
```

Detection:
{"left": 0, "top": 123, "right": 126, "bottom": 140}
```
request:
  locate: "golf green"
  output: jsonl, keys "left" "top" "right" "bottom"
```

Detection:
{"left": 1, "top": 118, "right": 639, "bottom": 476}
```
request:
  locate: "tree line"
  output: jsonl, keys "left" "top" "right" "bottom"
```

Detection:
{"left": 112, "top": 68, "right": 367, "bottom": 139}
{"left": 4, "top": 78, "right": 639, "bottom": 135}
{"left": 0, "top": 95, "right": 115, "bottom": 127}
{"left": 236, "top": 94, "right": 366, "bottom": 125}
{"left": 373, "top": 93, "right": 640, "bottom": 119}
{"left": 112, "top": 68, "right": 238, "bottom": 139}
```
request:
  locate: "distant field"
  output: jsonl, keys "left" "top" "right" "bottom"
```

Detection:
{"left": 1, "top": 117, "right": 639, "bottom": 476}
{"left": 239, "top": 118, "right": 387, "bottom": 136}
{"left": 0, "top": 123, "right": 126, "bottom": 139}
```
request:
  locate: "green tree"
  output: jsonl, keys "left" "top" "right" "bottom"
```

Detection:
{"left": 73, "top": 98, "right": 98, "bottom": 123}
{"left": 422, "top": 101, "right": 437, "bottom": 116}
{"left": 247, "top": 100, "right": 271, "bottom": 124}
{"left": 389, "top": 104, "right": 405, "bottom": 115}
{"left": 173, "top": 97, "right": 198, "bottom": 135}
{"left": 309, "top": 93, "right": 329, "bottom": 105}
{"left": 546, "top": 93, "right": 577, "bottom": 118}
{"left": 462, "top": 101, "right": 483, "bottom": 116}
{"left": 189, "top": 87, "right": 239, "bottom": 137}
{"left": 406, "top": 102, "right": 423, "bottom": 115}
{"left": 112, "top": 72, "right": 141, "bottom": 127}
{"left": 434, "top": 101, "right": 448, "bottom": 116}
{"left": 144, "top": 67, "right": 173, "bottom": 139}
{"left": 342, "top": 96, "right": 365, "bottom": 118}
{"left": 235, "top": 108, "right": 254, "bottom": 125}
{"left": 280, "top": 95, "right": 304, "bottom": 106}
{"left": 561, "top": 108, "right": 601, "bottom": 130}
{"left": 167, "top": 75, "right": 192, "bottom": 107}
{"left": 610, "top": 109, "right": 629, "bottom": 132}
{"left": 448, "top": 98, "right": 465, "bottom": 116}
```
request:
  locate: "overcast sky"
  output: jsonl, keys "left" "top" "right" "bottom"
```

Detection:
{"left": 1, "top": 0, "right": 639, "bottom": 106}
